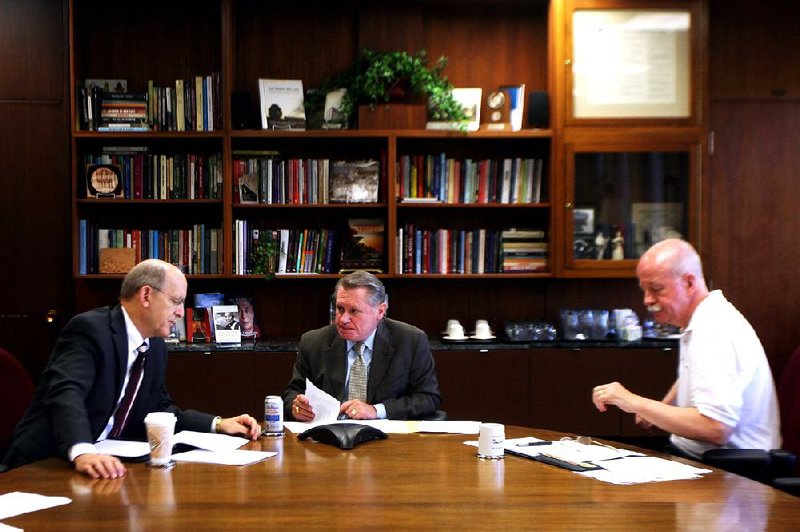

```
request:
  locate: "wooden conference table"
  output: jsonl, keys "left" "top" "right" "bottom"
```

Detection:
{"left": 1, "top": 426, "right": 798, "bottom": 530}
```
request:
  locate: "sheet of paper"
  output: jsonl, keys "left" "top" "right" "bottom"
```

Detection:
{"left": 465, "top": 436, "right": 548, "bottom": 450}
{"left": 538, "top": 440, "right": 644, "bottom": 465}
{"left": 304, "top": 378, "right": 341, "bottom": 423}
{"left": 581, "top": 456, "right": 712, "bottom": 484}
{"left": 0, "top": 522, "right": 23, "bottom": 532}
{"left": 94, "top": 439, "right": 150, "bottom": 458}
{"left": 94, "top": 430, "right": 249, "bottom": 457}
{"left": 173, "top": 431, "right": 250, "bottom": 453}
{"left": 172, "top": 449, "right": 276, "bottom": 466}
{"left": 0, "top": 492, "right": 72, "bottom": 520}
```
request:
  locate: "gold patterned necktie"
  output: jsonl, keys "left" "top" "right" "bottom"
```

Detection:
{"left": 348, "top": 341, "right": 367, "bottom": 402}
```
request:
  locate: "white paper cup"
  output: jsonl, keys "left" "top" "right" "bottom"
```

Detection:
{"left": 477, "top": 423, "right": 505, "bottom": 459}
{"left": 145, "top": 412, "right": 177, "bottom": 468}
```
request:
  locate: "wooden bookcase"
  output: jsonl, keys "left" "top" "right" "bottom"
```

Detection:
{"left": 68, "top": 0, "right": 708, "bottom": 339}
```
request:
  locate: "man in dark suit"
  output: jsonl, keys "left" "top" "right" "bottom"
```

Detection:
{"left": 2, "top": 259, "right": 260, "bottom": 479}
{"left": 284, "top": 271, "right": 440, "bottom": 421}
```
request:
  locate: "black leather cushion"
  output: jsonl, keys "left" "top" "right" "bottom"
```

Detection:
{"left": 297, "top": 423, "right": 387, "bottom": 450}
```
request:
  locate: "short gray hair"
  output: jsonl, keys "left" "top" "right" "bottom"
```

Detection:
{"left": 119, "top": 259, "right": 168, "bottom": 300}
{"left": 335, "top": 271, "right": 386, "bottom": 308}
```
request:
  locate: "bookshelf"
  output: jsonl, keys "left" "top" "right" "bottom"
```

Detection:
{"left": 69, "top": 0, "right": 707, "bottom": 338}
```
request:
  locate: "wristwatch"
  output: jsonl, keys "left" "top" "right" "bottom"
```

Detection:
{"left": 213, "top": 416, "right": 223, "bottom": 433}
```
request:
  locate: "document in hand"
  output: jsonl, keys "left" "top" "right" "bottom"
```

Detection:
{"left": 304, "top": 378, "right": 341, "bottom": 422}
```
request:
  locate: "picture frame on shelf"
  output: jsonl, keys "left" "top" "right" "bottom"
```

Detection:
{"left": 86, "top": 164, "right": 123, "bottom": 198}
{"left": 573, "top": 208, "right": 595, "bottom": 235}
{"left": 212, "top": 304, "right": 242, "bottom": 344}
{"left": 329, "top": 160, "right": 379, "bottom": 203}
{"left": 571, "top": 9, "right": 692, "bottom": 119}
{"left": 630, "top": 202, "right": 684, "bottom": 257}
{"left": 426, "top": 87, "right": 482, "bottom": 132}
{"left": 258, "top": 79, "right": 306, "bottom": 130}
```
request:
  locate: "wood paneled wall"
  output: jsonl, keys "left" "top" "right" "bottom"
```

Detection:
{"left": 708, "top": 0, "right": 800, "bottom": 378}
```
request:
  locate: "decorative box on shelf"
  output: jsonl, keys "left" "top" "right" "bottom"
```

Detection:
{"left": 357, "top": 104, "right": 427, "bottom": 130}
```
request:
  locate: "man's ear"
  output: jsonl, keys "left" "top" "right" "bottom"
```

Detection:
{"left": 377, "top": 302, "right": 387, "bottom": 319}
{"left": 140, "top": 285, "right": 155, "bottom": 308}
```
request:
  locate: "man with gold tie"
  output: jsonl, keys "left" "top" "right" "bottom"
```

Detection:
{"left": 284, "top": 271, "right": 440, "bottom": 421}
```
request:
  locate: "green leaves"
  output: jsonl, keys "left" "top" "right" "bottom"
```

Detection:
{"left": 317, "top": 49, "right": 467, "bottom": 127}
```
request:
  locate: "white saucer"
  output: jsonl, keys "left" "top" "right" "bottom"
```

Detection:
{"left": 470, "top": 335, "right": 496, "bottom": 340}
{"left": 442, "top": 335, "right": 468, "bottom": 341}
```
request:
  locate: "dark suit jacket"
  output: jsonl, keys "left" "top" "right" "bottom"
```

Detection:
{"left": 2, "top": 305, "right": 214, "bottom": 469}
{"left": 282, "top": 318, "right": 441, "bottom": 420}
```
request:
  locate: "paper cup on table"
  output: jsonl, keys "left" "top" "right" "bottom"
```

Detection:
{"left": 145, "top": 412, "right": 177, "bottom": 469}
{"left": 477, "top": 423, "right": 505, "bottom": 459}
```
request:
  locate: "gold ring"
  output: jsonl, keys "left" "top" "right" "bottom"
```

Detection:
{"left": 295, "top": 405, "right": 299, "bottom": 412}
{"left": 351, "top": 408, "right": 357, "bottom": 416}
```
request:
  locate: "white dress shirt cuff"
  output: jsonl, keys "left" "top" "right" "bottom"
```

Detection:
{"left": 375, "top": 403, "right": 387, "bottom": 419}
{"left": 69, "top": 442, "right": 99, "bottom": 462}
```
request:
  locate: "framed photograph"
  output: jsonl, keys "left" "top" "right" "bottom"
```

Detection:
{"left": 631, "top": 202, "right": 683, "bottom": 257}
{"left": 573, "top": 208, "right": 595, "bottom": 235}
{"left": 86, "top": 164, "right": 123, "bottom": 198}
{"left": 212, "top": 304, "right": 242, "bottom": 344}
{"left": 329, "top": 160, "right": 379, "bottom": 203}
{"left": 571, "top": 9, "right": 692, "bottom": 119}
{"left": 226, "top": 295, "right": 260, "bottom": 339}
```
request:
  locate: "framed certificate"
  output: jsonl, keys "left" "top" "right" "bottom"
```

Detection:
{"left": 570, "top": 7, "right": 694, "bottom": 120}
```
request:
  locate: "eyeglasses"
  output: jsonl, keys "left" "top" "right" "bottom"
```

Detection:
{"left": 150, "top": 286, "right": 185, "bottom": 308}
{"left": 560, "top": 436, "right": 619, "bottom": 451}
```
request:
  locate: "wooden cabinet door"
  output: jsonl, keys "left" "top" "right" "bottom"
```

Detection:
{"left": 619, "top": 347, "right": 677, "bottom": 436}
{"left": 434, "top": 349, "right": 531, "bottom": 426}
{"left": 530, "top": 348, "right": 621, "bottom": 436}
{"left": 253, "top": 351, "right": 299, "bottom": 417}
{"left": 166, "top": 351, "right": 255, "bottom": 417}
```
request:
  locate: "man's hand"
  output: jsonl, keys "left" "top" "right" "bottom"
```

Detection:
{"left": 219, "top": 414, "right": 261, "bottom": 440}
{"left": 340, "top": 399, "right": 377, "bottom": 420}
{"left": 73, "top": 453, "right": 127, "bottom": 479}
{"left": 592, "top": 381, "right": 640, "bottom": 413}
{"left": 290, "top": 394, "right": 315, "bottom": 422}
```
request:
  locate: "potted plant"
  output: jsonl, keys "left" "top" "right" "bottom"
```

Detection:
{"left": 309, "top": 49, "right": 467, "bottom": 129}
{"left": 249, "top": 237, "right": 282, "bottom": 279}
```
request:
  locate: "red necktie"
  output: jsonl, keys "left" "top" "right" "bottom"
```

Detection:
{"left": 109, "top": 342, "right": 148, "bottom": 439}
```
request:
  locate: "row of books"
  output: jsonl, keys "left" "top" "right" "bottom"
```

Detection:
{"left": 84, "top": 148, "right": 223, "bottom": 200}
{"left": 500, "top": 228, "right": 548, "bottom": 273}
{"left": 148, "top": 74, "right": 221, "bottom": 132}
{"left": 77, "top": 75, "right": 221, "bottom": 131}
{"left": 233, "top": 221, "right": 338, "bottom": 275}
{"left": 233, "top": 156, "right": 380, "bottom": 205}
{"left": 397, "top": 225, "right": 548, "bottom": 274}
{"left": 78, "top": 221, "right": 222, "bottom": 275}
{"left": 398, "top": 155, "right": 544, "bottom": 204}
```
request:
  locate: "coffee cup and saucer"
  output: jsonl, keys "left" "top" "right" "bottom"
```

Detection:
{"left": 469, "top": 319, "right": 495, "bottom": 341}
{"left": 443, "top": 319, "right": 468, "bottom": 341}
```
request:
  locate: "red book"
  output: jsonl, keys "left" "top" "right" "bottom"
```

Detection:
{"left": 232, "top": 159, "right": 244, "bottom": 204}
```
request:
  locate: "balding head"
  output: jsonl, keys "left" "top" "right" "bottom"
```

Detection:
{"left": 636, "top": 239, "right": 708, "bottom": 329}
{"left": 119, "top": 259, "right": 187, "bottom": 338}
{"left": 637, "top": 239, "right": 707, "bottom": 290}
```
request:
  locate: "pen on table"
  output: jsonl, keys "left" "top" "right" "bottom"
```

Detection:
{"left": 516, "top": 441, "right": 551, "bottom": 447}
